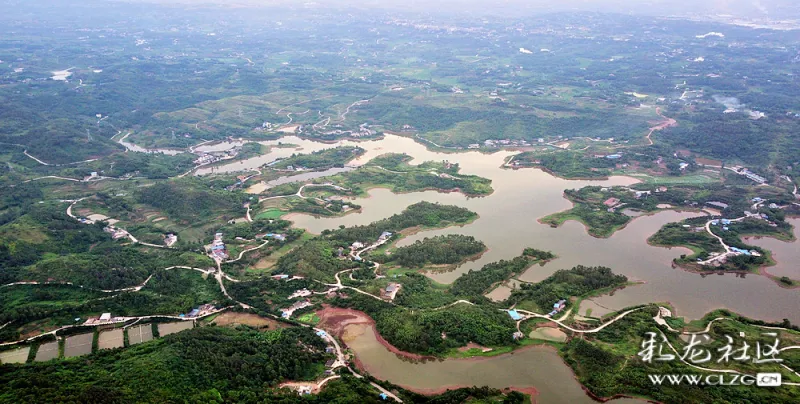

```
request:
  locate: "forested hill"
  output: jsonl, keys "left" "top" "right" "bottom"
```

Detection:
{"left": 0, "top": 324, "right": 531, "bottom": 404}
{"left": 0, "top": 326, "right": 327, "bottom": 403}
{"left": 271, "top": 202, "right": 478, "bottom": 281}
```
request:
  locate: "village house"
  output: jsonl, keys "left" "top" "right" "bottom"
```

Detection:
{"left": 603, "top": 197, "right": 620, "bottom": 207}
{"left": 705, "top": 201, "right": 729, "bottom": 210}
{"left": 164, "top": 233, "right": 178, "bottom": 247}
{"left": 382, "top": 283, "right": 401, "bottom": 301}
{"left": 288, "top": 288, "right": 313, "bottom": 299}
{"left": 547, "top": 299, "right": 567, "bottom": 317}
{"left": 281, "top": 300, "right": 312, "bottom": 319}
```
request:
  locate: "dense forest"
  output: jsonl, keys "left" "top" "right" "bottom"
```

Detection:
{"left": 509, "top": 266, "right": 628, "bottom": 311}
{"left": 0, "top": 327, "right": 329, "bottom": 403}
{"left": 0, "top": 321, "right": 529, "bottom": 403}
{"left": 519, "top": 151, "right": 616, "bottom": 179}
{"left": 272, "top": 146, "right": 364, "bottom": 169}
{"left": 450, "top": 256, "right": 534, "bottom": 298}
{"left": 333, "top": 293, "right": 517, "bottom": 355}
{"left": 135, "top": 180, "right": 248, "bottom": 223}
{"left": 271, "top": 202, "right": 477, "bottom": 281}
{"left": 375, "top": 234, "right": 485, "bottom": 268}
{"left": 323, "top": 201, "right": 477, "bottom": 245}
{"left": 561, "top": 308, "right": 800, "bottom": 403}
{"left": 0, "top": 204, "right": 109, "bottom": 270}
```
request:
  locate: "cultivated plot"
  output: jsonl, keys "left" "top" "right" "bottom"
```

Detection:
{"left": 34, "top": 341, "right": 59, "bottom": 362}
{"left": 127, "top": 324, "right": 154, "bottom": 345}
{"left": 0, "top": 346, "right": 30, "bottom": 364}
{"left": 64, "top": 333, "right": 93, "bottom": 358}
{"left": 157, "top": 321, "right": 194, "bottom": 337}
{"left": 98, "top": 329, "right": 124, "bottom": 350}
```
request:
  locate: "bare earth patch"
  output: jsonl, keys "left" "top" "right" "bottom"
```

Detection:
{"left": 211, "top": 312, "right": 288, "bottom": 329}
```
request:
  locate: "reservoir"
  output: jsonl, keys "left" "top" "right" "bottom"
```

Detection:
{"left": 343, "top": 323, "right": 644, "bottom": 403}
{"left": 274, "top": 134, "right": 800, "bottom": 325}
{"left": 743, "top": 218, "right": 800, "bottom": 279}
{"left": 131, "top": 133, "right": 800, "bottom": 399}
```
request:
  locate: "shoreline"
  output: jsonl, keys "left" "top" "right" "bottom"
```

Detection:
{"left": 322, "top": 308, "right": 649, "bottom": 403}
{"left": 655, "top": 242, "right": 800, "bottom": 290}
{"left": 539, "top": 200, "right": 706, "bottom": 240}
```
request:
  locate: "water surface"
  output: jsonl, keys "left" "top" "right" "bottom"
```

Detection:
{"left": 283, "top": 135, "right": 800, "bottom": 324}
{"left": 743, "top": 218, "right": 800, "bottom": 279}
{"left": 343, "top": 323, "right": 642, "bottom": 403}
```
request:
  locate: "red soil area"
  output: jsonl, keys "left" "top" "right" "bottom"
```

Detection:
{"left": 315, "top": 306, "right": 434, "bottom": 361}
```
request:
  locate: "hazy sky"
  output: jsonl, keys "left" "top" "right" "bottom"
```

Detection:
{"left": 110, "top": 0, "right": 799, "bottom": 18}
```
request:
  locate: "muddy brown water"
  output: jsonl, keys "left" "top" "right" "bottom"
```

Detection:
{"left": 344, "top": 323, "right": 644, "bottom": 403}
{"left": 744, "top": 218, "right": 800, "bottom": 279}
{"left": 214, "top": 134, "right": 800, "bottom": 397}
{"left": 281, "top": 135, "right": 800, "bottom": 325}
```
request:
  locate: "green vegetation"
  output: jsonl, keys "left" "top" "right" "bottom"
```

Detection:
{"left": 267, "top": 202, "right": 476, "bottom": 281}
{"left": 324, "top": 201, "right": 477, "bottom": 245}
{"left": 281, "top": 196, "right": 360, "bottom": 217}
{"left": 373, "top": 234, "right": 485, "bottom": 268}
{"left": 334, "top": 293, "right": 517, "bottom": 355}
{"left": 0, "top": 326, "right": 329, "bottom": 403}
{"left": 392, "top": 273, "right": 457, "bottom": 309}
{"left": 3, "top": 4, "right": 800, "bottom": 402}
{"left": 650, "top": 214, "right": 790, "bottom": 272}
{"left": 227, "top": 277, "right": 322, "bottom": 316}
{"left": 560, "top": 308, "right": 800, "bottom": 403}
{"left": 517, "top": 151, "right": 616, "bottom": 179}
{"left": 135, "top": 180, "right": 247, "bottom": 223}
{"left": 649, "top": 219, "right": 724, "bottom": 260}
{"left": 0, "top": 204, "right": 109, "bottom": 270}
{"left": 450, "top": 256, "right": 535, "bottom": 298}
{"left": 540, "top": 185, "right": 662, "bottom": 238}
{"left": 255, "top": 208, "right": 284, "bottom": 220}
{"left": 208, "top": 218, "right": 297, "bottom": 242}
{"left": 509, "top": 266, "right": 628, "bottom": 313}
{"left": 75, "top": 152, "right": 196, "bottom": 179}
{"left": 541, "top": 183, "right": 797, "bottom": 239}
{"left": 0, "top": 268, "right": 228, "bottom": 342}
{"left": 317, "top": 153, "right": 493, "bottom": 196}
{"left": 272, "top": 146, "right": 364, "bottom": 170}
{"left": 270, "top": 240, "right": 360, "bottom": 282}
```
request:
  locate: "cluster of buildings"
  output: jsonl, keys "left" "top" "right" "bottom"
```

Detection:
{"left": 83, "top": 312, "right": 128, "bottom": 326}
{"left": 710, "top": 218, "right": 733, "bottom": 231}
{"left": 193, "top": 147, "right": 241, "bottom": 166}
{"left": 547, "top": 300, "right": 567, "bottom": 317}
{"left": 209, "top": 232, "right": 229, "bottom": 260}
{"left": 382, "top": 283, "right": 401, "bottom": 301}
{"left": 468, "top": 139, "right": 533, "bottom": 149}
{"left": 182, "top": 304, "right": 216, "bottom": 318}
{"left": 256, "top": 232, "right": 287, "bottom": 242}
{"left": 726, "top": 166, "right": 767, "bottom": 184}
{"left": 315, "top": 123, "right": 376, "bottom": 138}
{"left": 164, "top": 233, "right": 178, "bottom": 247}
{"left": 270, "top": 274, "right": 304, "bottom": 281}
{"left": 103, "top": 225, "right": 129, "bottom": 240}
{"left": 281, "top": 300, "right": 312, "bottom": 319}
{"left": 288, "top": 288, "right": 313, "bottom": 299}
